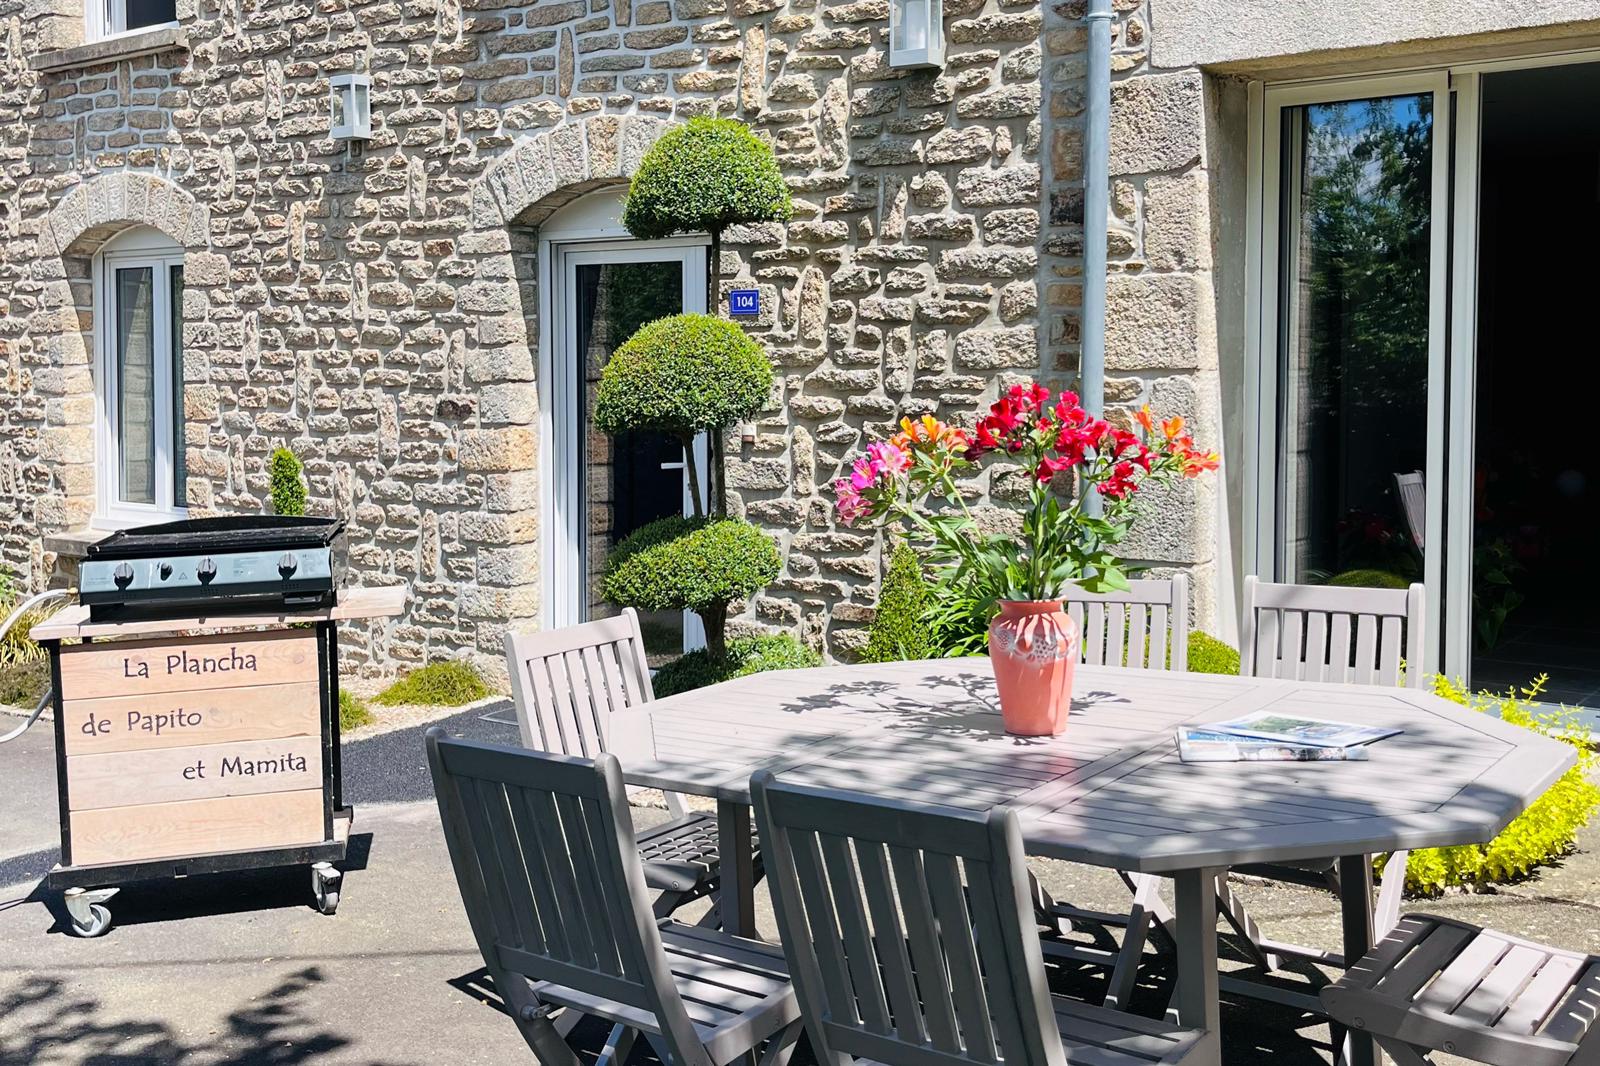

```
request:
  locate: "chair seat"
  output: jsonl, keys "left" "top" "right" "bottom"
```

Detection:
{"left": 533, "top": 921, "right": 799, "bottom": 1065}
{"left": 1050, "top": 994, "right": 1204, "bottom": 1065}
{"left": 635, "top": 810, "right": 761, "bottom": 895}
{"left": 1323, "top": 914, "right": 1600, "bottom": 1066}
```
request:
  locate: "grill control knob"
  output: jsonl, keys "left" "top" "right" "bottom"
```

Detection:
{"left": 278, "top": 553, "right": 299, "bottom": 579}
{"left": 157, "top": 562, "right": 174, "bottom": 581}
{"left": 197, "top": 558, "right": 217, "bottom": 584}
{"left": 113, "top": 562, "right": 135, "bottom": 589}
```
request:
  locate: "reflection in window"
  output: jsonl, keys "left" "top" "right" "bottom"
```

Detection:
{"left": 1278, "top": 94, "right": 1433, "bottom": 587}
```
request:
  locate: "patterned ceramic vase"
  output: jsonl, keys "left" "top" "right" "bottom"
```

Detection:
{"left": 988, "top": 600, "right": 1079, "bottom": 736}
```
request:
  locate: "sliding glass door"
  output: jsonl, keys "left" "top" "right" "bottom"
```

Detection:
{"left": 1253, "top": 73, "right": 1451, "bottom": 674}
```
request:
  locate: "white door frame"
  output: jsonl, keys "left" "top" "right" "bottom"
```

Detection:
{"left": 1248, "top": 71, "right": 1453, "bottom": 675}
{"left": 1248, "top": 49, "right": 1600, "bottom": 682}
{"left": 537, "top": 234, "right": 709, "bottom": 645}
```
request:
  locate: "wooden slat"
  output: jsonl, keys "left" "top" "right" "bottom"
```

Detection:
{"left": 889, "top": 843, "right": 962, "bottom": 1054}
{"left": 29, "top": 585, "right": 406, "bottom": 641}
{"left": 1499, "top": 955, "right": 1585, "bottom": 1035}
{"left": 61, "top": 681, "right": 322, "bottom": 756}
{"left": 1281, "top": 611, "right": 1304, "bottom": 682}
{"left": 1415, "top": 932, "right": 1511, "bottom": 1012}
{"left": 816, "top": 832, "right": 892, "bottom": 1033}
{"left": 1454, "top": 944, "right": 1548, "bottom": 1025}
{"left": 1354, "top": 615, "right": 1380, "bottom": 686}
{"left": 58, "top": 630, "right": 318, "bottom": 700}
{"left": 789, "top": 829, "right": 860, "bottom": 1026}
{"left": 1378, "top": 615, "right": 1404, "bottom": 687}
{"left": 1302, "top": 612, "right": 1328, "bottom": 683}
{"left": 924, "top": 851, "right": 996, "bottom": 1061}
{"left": 70, "top": 788, "right": 323, "bottom": 865}
{"left": 1540, "top": 962, "right": 1600, "bottom": 1044}
{"left": 1257, "top": 609, "right": 1280, "bottom": 680}
{"left": 1328, "top": 613, "right": 1353, "bottom": 683}
{"left": 67, "top": 734, "right": 323, "bottom": 810}
{"left": 1374, "top": 922, "right": 1478, "bottom": 999}
{"left": 854, "top": 841, "right": 925, "bottom": 1044}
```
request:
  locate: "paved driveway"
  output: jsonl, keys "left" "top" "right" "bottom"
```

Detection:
{"left": 3, "top": 702, "right": 1599, "bottom": 1065}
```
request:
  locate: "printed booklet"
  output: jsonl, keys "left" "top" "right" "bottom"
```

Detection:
{"left": 1203, "top": 711, "right": 1402, "bottom": 749}
{"left": 1175, "top": 727, "right": 1371, "bottom": 763}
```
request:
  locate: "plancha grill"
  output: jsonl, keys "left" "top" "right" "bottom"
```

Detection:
{"left": 80, "top": 516, "right": 345, "bottom": 622}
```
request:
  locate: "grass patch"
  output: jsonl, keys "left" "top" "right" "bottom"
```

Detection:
{"left": 375, "top": 661, "right": 491, "bottom": 707}
{"left": 338, "top": 689, "right": 375, "bottom": 731}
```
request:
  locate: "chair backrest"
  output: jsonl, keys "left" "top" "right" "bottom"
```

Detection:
{"left": 1394, "top": 471, "right": 1426, "bottom": 551}
{"left": 1063, "top": 575, "right": 1190, "bottom": 672}
{"left": 504, "top": 608, "right": 655, "bottom": 758}
{"left": 426, "top": 730, "right": 712, "bottom": 1065}
{"left": 752, "top": 772, "right": 1064, "bottom": 1066}
{"left": 1241, "top": 577, "right": 1425, "bottom": 689}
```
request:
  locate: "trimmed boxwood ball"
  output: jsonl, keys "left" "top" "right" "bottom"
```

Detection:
{"left": 1328, "top": 568, "right": 1411, "bottom": 590}
{"left": 604, "top": 515, "right": 780, "bottom": 658}
{"left": 593, "top": 313, "right": 773, "bottom": 438}
{"left": 1187, "top": 631, "right": 1240, "bottom": 675}
{"left": 652, "top": 634, "right": 820, "bottom": 698}
{"left": 622, "top": 118, "right": 793, "bottom": 241}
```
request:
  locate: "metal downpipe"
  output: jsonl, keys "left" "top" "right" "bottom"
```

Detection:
{"left": 1080, "top": 0, "right": 1113, "bottom": 515}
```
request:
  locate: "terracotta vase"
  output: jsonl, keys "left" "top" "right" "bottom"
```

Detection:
{"left": 988, "top": 600, "right": 1079, "bottom": 736}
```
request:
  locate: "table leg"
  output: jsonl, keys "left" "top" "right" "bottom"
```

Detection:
{"left": 1166, "top": 867, "right": 1222, "bottom": 1066}
{"left": 1338, "top": 854, "right": 1379, "bottom": 1066}
{"left": 717, "top": 799, "right": 756, "bottom": 939}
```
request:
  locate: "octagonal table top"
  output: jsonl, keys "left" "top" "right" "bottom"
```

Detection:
{"left": 607, "top": 658, "right": 1576, "bottom": 873}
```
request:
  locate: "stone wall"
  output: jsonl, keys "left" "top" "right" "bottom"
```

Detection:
{"left": 0, "top": 0, "right": 1228, "bottom": 674}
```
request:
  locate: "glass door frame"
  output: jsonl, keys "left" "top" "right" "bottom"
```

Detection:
{"left": 1246, "top": 70, "right": 1453, "bottom": 675}
{"left": 538, "top": 236, "right": 710, "bottom": 646}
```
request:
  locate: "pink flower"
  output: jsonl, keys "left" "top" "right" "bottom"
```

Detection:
{"left": 834, "top": 479, "right": 872, "bottom": 525}
{"left": 849, "top": 454, "right": 878, "bottom": 492}
{"left": 866, "top": 440, "right": 911, "bottom": 477}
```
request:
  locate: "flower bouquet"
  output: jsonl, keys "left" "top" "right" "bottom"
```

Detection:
{"left": 835, "top": 382, "right": 1217, "bottom": 735}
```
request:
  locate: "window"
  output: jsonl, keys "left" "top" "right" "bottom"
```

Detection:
{"left": 96, "top": 228, "right": 185, "bottom": 525}
{"left": 86, "top": 0, "right": 177, "bottom": 42}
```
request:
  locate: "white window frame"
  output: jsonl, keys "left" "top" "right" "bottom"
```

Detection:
{"left": 1246, "top": 71, "right": 1452, "bottom": 675}
{"left": 534, "top": 192, "right": 711, "bottom": 649}
{"left": 1246, "top": 48, "right": 1600, "bottom": 682}
{"left": 85, "top": 0, "right": 179, "bottom": 43}
{"left": 94, "top": 228, "right": 186, "bottom": 529}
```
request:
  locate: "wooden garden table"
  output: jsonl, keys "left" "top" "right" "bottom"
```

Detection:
{"left": 607, "top": 658, "right": 1574, "bottom": 1066}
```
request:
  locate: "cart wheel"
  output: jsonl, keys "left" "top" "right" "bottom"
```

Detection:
{"left": 311, "top": 862, "right": 342, "bottom": 915}
{"left": 64, "top": 887, "right": 118, "bottom": 938}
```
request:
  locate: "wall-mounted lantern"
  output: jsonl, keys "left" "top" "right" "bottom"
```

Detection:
{"left": 329, "top": 74, "right": 372, "bottom": 142}
{"left": 889, "top": 0, "right": 944, "bottom": 69}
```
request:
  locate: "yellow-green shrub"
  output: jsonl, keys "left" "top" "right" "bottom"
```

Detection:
{"left": 1381, "top": 675, "right": 1600, "bottom": 895}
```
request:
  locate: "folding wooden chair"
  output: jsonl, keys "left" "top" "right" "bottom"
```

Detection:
{"left": 1324, "top": 914, "right": 1600, "bottom": 1066}
{"left": 505, "top": 608, "right": 753, "bottom": 920}
{"left": 427, "top": 730, "right": 802, "bottom": 1066}
{"left": 751, "top": 770, "right": 1208, "bottom": 1066}
{"left": 1221, "top": 577, "right": 1422, "bottom": 994}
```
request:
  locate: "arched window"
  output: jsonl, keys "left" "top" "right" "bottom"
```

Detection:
{"left": 95, "top": 227, "right": 185, "bottom": 526}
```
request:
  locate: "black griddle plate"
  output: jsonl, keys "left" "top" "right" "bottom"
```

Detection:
{"left": 87, "top": 516, "right": 346, "bottom": 560}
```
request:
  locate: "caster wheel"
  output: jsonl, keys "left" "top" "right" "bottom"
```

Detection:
{"left": 72, "top": 904, "right": 112, "bottom": 938}
{"left": 64, "top": 887, "right": 118, "bottom": 938}
{"left": 311, "top": 862, "right": 342, "bottom": 916}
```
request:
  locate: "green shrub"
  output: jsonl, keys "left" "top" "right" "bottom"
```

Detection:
{"left": 861, "top": 544, "right": 938, "bottom": 663}
{"left": 1188, "top": 631, "right": 1240, "bottom": 675}
{"left": 604, "top": 516, "right": 780, "bottom": 658}
{"left": 1328, "top": 569, "right": 1410, "bottom": 590}
{"left": 593, "top": 314, "right": 773, "bottom": 439}
{"left": 375, "top": 661, "right": 491, "bottom": 707}
{"left": 652, "top": 634, "right": 820, "bottom": 698}
{"left": 338, "top": 689, "right": 375, "bottom": 731}
{"left": 622, "top": 118, "right": 793, "bottom": 242}
{"left": 924, "top": 575, "right": 994, "bottom": 658}
{"left": 269, "top": 447, "right": 307, "bottom": 517}
{"left": 1381, "top": 675, "right": 1600, "bottom": 896}
{"left": 0, "top": 658, "right": 49, "bottom": 708}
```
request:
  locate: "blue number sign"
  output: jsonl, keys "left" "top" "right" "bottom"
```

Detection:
{"left": 728, "top": 289, "right": 760, "bottom": 316}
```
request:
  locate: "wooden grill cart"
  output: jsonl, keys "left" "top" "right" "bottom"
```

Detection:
{"left": 30, "top": 587, "right": 405, "bottom": 937}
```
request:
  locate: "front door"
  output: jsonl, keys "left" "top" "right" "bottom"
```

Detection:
{"left": 547, "top": 242, "right": 708, "bottom": 664}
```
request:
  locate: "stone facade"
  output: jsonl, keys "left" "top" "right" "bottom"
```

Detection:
{"left": 0, "top": 0, "right": 1227, "bottom": 679}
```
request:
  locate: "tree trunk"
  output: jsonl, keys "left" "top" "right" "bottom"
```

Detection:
{"left": 681, "top": 432, "right": 705, "bottom": 519}
{"left": 699, "top": 604, "right": 728, "bottom": 659}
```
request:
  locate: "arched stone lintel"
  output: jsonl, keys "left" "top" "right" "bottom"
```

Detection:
{"left": 40, "top": 171, "right": 210, "bottom": 261}
{"left": 473, "top": 114, "right": 679, "bottom": 231}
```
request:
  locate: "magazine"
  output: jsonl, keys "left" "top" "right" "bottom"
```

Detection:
{"left": 1200, "top": 711, "right": 1402, "bottom": 749}
{"left": 1175, "top": 727, "right": 1370, "bottom": 763}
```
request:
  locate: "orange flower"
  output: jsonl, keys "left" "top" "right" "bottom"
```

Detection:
{"left": 1162, "top": 415, "right": 1185, "bottom": 441}
{"left": 891, "top": 414, "right": 968, "bottom": 453}
{"left": 1133, "top": 405, "right": 1155, "bottom": 433}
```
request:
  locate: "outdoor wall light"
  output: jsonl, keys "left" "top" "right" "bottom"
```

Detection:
{"left": 889, "top": 0, "right": 944, "bottom": 69}
{"left": 329, "top": 74, "right": 373, "bottom": 142}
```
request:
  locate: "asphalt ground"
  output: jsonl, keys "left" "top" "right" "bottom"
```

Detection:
{"left": 3, "top": 702, "right": 1600, "bottom": 1065}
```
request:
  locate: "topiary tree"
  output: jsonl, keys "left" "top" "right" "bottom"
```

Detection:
{"left": 269, "top": 447, "right": 306, "bottom": 517}
{"left": 861, "top": 543, "right": 938, "bottom": 663}
{"left": 604, "top": 515, "right": 780, "bottom": 659}
{"left": 622, "top": 117, "right": 793, "bottom": 313}
{"left": 593, "top": 312, "right": 772, "bottom": 517}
